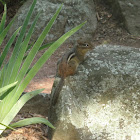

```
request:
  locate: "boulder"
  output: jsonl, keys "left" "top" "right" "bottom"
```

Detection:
{"left": 8, "top": 0, "right": 97, "bottom": 43}
{"left": 48, "top": 44, "right": 140, "bottom": 140}
{"left": 104, "top": 0, "right": 140, "bottom": 36}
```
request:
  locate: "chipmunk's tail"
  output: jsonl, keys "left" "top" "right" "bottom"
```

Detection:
{"left": 51, "top": 78, "right": 64, "bottom": 106}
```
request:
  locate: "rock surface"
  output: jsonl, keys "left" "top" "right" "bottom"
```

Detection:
{"left": 8, "top": 0, "right": 97, "bottom": 43}
{"left": 105, "top": 0, "right": 140, "bottom": 36}
{"left": 48, "top": 44, "right": 140, "bottom": 140}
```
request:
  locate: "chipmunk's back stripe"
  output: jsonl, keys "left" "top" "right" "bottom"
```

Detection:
{"left": 67, "top": 52, "right": 75, "bottom": 63}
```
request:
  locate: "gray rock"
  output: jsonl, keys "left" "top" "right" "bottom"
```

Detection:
{"left": 48, "top": 45, "right": 140, "bottom": 140}
{"left": 105, "top": 0, "right": 140, "bottom": 36}
{"left": 9, "top": 0, "right": 97, "bottom": 43}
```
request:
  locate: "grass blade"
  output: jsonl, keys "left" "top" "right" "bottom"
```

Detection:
{"left": 0, "top": 65, "right": 7, "bottom": 88}
{"left": 0, "top": 16, "right": 15, "bottom": 46}
{"left": 25, "top": 42, "right": 34, "bottom": 53}
{"left": 0, "top": 5, "right": 6, "bottom": 34}
{"left": 9, "top": 13, "right": 40, "bottom": 83}
{"left": 16, "top": 4, "right": 63, "bottom": 83}
{"left": 0, "top": 89, "right": 44, "bottom": 134}
{"left": 0, "top": 1, "right": 5, "bottom": 5}
{"left": 2, "top": 0, "right": 37, "bottom": 87}
{"left": 0, "top": 81, "right": 17, "bottom": 96}
{"left": 0, "top": 0, "right": 39, "bottom": 122}
{"left": 10, "top": 117, "right": 55, "bottom": 129}
{"left": 39, "top": 42, "right": 54, "bottom": 51}
{"left": 12, "top": 0, "right": 37, "bottom": 53}
{"left": 0, "top": 123, "right": 15, "bottom": 130}
{"left": 23, "top": 41, "right": 54, "bottom": 60}
{"left": 0, "top": 27, "right": 21, "bottom": 68}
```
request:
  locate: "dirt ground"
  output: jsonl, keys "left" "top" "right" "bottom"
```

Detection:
{"left": 0, "top": 1, "right": 140, "bottom": 140}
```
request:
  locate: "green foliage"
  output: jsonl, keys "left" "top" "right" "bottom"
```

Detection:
{"left": 0, "top": 0, "right": 86, "bottom": 135}
{"left": 0, "top": 0, "right": 24, "bottom": 5}
{"left": 10, "top": 117, "right": 55, "bottom": 129}
{"left": 0, "top": 82, "right": 17, "bottom": 94}
{"left": 0, "top": 0, "right": 6, "bottom": 5}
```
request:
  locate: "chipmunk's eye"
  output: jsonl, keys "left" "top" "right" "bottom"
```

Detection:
{"left": 84, "top": 43, "right": 88, "bottom": 47}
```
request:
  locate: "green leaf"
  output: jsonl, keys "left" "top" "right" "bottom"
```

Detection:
{"left": 39, "top": 42, "right": 54, "bottom": 51}
{"left": 0, "top": 5, "right": 63, "bottom": 119}
{"left": 0, "top": 16, "right": 15, "bottom": 46}
{"left": 26, "top": 42, "right": 35, "bottom": 52}
{"left": 0, "top": 123, "right": 15, "bottom": 130}
{"left": 0, "top": 4, "right": 6, "bottom": 34}
{"left": 0, "top": 0, "right": 39, "bottom": 122}
{"left": 2, "top": 0, "right": 37, "bottom": 87}
{"left": 23, "top": 42, "right": 54, "bottom": 60}
{"left": 16, "top": 4, "right": 63, "bottom": 84}
{"left": 0, "top": 65, "right": 6, "bottom": 88}
{"left": 9, "top": 13, "right": 40, "bottom": 83}
{"left": 0, "top": 1, "right": 6, "bottom": 5}
{"left": 0, "top": 27, "right": 21, "bottom": 68}
{"left": 0, "top": 81, "right": 17, "bottom": 95}
{"left": 0, "top": 89, "right": 44, "bottom": 134}
{"left": 13, "top": 0, "right": 37, "bottom": 52}
{"left": 10, "top": 117, "right": 55, "bottom": 129}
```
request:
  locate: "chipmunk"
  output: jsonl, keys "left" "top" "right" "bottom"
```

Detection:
{"left": 51, "top": 39, "right": 93, "bottom": 105}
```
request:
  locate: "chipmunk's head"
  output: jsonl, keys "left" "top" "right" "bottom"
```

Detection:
{"left": 77, "top": 38, "right": 93, "bottom": 52}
